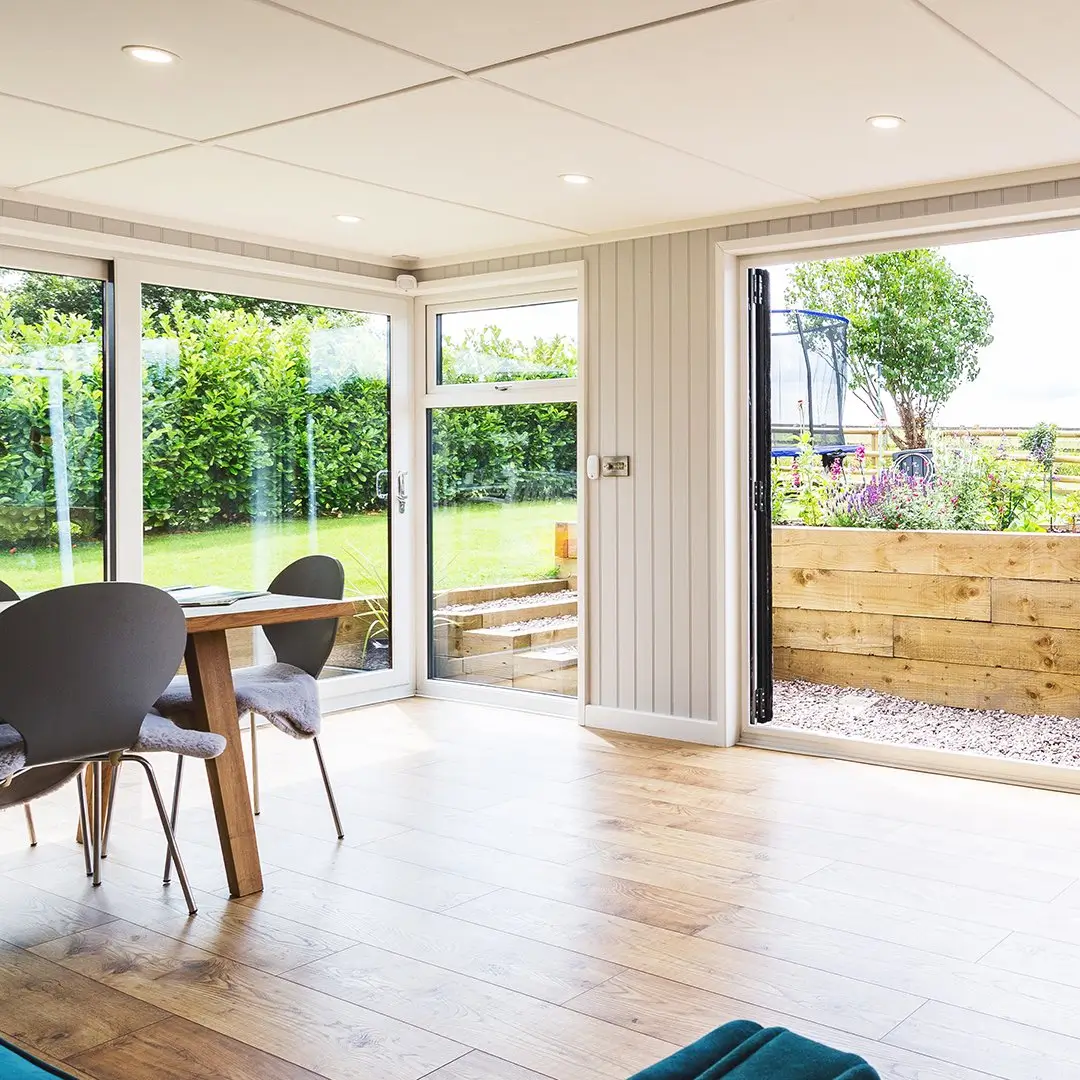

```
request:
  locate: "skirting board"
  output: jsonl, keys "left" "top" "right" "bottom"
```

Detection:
{"left": 585, "top": 705, "right": 722, "bottom": 745}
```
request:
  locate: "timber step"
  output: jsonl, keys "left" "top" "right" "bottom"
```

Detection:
{"left": 461, "top": 642, "right": 578, "bottom": 677}
{"left": 459, "top": 616, "right": 578, "bottom": 656}
{"left": 438, "top": 592, "right": 578, "bottom": 631}
{"left": 434, "top": 579, "right": 570, "bottom": 609}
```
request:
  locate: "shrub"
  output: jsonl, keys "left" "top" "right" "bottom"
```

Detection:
{"left": 830, "top": 470, "right": 953, "bottom": 530}
{"left": 0, "top": 299, "right": 579, "bottom": 541}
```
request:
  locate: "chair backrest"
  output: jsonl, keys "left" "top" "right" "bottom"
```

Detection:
{"left": 263, "top": 555, "right": 345, "bottom": 678}
{"left": 0, "top": 579, "right": 18, "bottom": 603}
{"left": 0, "top": 582, "right": 187, "bottom": 767}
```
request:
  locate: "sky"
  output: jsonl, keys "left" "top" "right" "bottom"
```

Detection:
{"left": 770, "top": 228, "right": 1080, "bottom": 429}
{"left": 440, "top": 299, "right": 578, "bottom": 343}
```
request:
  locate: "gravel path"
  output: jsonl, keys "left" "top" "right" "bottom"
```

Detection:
{"left": 439, "top": 590, "right": 577, "bottom": 614}
{"left": 773, "top": 679, "right": 1080, "bottom": 766}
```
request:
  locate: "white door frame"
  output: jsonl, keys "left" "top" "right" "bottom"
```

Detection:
{"left": 719, "top": 210, "right": 1080, "bottom": 793}
{"left": 411, "top": 264, "right": 587, "bottom": 720}
{"left": 115, "top": 258, "right": 415, "bottom": 709}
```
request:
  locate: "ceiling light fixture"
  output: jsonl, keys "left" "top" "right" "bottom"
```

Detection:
{"left": 867, "top": 114, "right": 904, "bottom": 130}
{"left": 334, "top": 214, "right": 362, "bottom": 224}
{"left": 122, "top": 44, "right": 180, "bottom": 64}
{"left": 560, "top": 173, "right": 592, "bottom": 185}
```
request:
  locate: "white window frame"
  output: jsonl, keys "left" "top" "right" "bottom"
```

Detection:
{"left": 425, "top": 288, "right": 580, "bottom": 404}
{"left": 414, "top": 265, "right": 587, "bottom": 719}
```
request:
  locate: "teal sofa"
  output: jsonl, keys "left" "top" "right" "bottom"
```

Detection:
{"left": 629, "top": 1021, "right": 880, "bottom": 1079}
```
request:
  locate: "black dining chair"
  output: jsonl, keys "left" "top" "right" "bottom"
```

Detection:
{"left": 0, "top": 582, "right": 226, "bottom": 915}
{"left": 0, "top": 577, "right": 36, "bottom": 848}
{"left": 156, "top": 554, "right": 346, "bottom": 867}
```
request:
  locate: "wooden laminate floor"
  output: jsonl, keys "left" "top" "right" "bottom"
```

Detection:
{"left": 4, "top": 700, "right": 1080, "bottom": 1080}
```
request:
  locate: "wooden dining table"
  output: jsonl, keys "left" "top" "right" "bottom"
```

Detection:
{"left": 180, "top": 592, "right": 358, "bottom": 898}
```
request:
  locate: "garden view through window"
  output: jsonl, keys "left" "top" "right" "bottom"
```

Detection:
{"left": 430, "top": 299, "right": 578, "bottom": 697}
{"left": 141, "top": 284, "right": 392, "bottom": 675}
{"left": 763, "top": 232, "right": 1080, "bottom": 768}
{"left": 0, "top": 265, "right": 105, "bottom": 593}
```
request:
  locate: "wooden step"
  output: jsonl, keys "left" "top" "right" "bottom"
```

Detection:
{"left": 445, "top": 595, "right": 578, "bottom": 632}
{"left": 459, "top": 619, "right": 578, "bottom": 657}
{"left": 434, "top": 579, "right": 570, "bottom": 609}
{"left": 461, "top": 643, "right": 578, "bottom": 678}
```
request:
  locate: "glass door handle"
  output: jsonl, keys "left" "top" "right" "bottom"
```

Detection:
{"left": 395, "top": 471, "right": 408, "bottom": 514}
{"left": 375, "top": 468, "right": 389, "bottom": 499}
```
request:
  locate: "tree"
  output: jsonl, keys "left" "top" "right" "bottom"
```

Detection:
{"left": 0, "top": 272, "right": 323, "bottom": 328}
{"left": 785, "top": 249, "right": 994, "bottom": 449}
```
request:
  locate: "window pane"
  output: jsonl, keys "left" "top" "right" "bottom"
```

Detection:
{"left": 0, "top": 267, "right": 104, "bottom": 592}
{"left": 437, "top": 299, "right": 577, "bottom": 383}
{"left": 141, "top": 285, "right": 391, "bottom": 675}
{"left": 429, "top": 402, "right": 578, "bottom": 697}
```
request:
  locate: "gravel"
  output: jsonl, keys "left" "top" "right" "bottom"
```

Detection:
{"left": 497, "top": 613, "right": 578, "bottom": 634}
{"left": 772, "top": 679, "right": 1080, "bottom": 766}
{"left": 439, "top": 590, "right": 577, "bottom": 615}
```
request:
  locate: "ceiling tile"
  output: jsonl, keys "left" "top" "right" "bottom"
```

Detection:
{"left": 275, "top": 0, "right": 715, "bottom": 70}
{"left": 24, "top": 146, "right": 581, "bottom": 259}
{"left": 922, "top": 0, "right": 1080, "bottom": 115}
{"left": 489, "top": 0, "right": 1080, "bottom": 199}
{"left": 0, "top": 0, "right": 444, "bottom": 141}
{"left": 223, "top": 79, "right": 808, "bottom": 233}
{"left": 0, "top": 96, "right": 180, "bottom": 187}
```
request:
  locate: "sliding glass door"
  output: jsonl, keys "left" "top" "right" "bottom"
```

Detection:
{"left": 139, "top": 276, "right": 410, "bottom": 695}
{"left": 423, "top": 295, "right": 580, "bottom": 702}
{"left": 0, "top": 259, "right": 108, "bottom": 592}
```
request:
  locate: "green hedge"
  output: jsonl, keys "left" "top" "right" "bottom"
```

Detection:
{"left": 0, "top": 300, "right": 577, "bottom": 542}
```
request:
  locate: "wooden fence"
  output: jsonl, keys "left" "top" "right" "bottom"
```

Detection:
{"left": 773, "top": 526, "right": 1080, "bottom": 717}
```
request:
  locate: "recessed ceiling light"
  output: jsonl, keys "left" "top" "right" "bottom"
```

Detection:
{"left": 122, "top": 44, "right": 180, "bottom": 64}
{"left": 867, "top": 114, "right": 904, "bottom": 130}
{"left": 334, "top": 214, "right": 362, "bottom": 224}
{"left": 560, "top": 173, "right": 592, "bottom": 185}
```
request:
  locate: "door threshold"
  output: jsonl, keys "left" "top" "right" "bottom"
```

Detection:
{"left": 741, "top": 723, "right": 1080, "bottom": 794}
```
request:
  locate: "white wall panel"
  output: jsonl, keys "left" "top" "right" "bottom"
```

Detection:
{"left": 480, "top": 229, "right": 718, "bottom": 726}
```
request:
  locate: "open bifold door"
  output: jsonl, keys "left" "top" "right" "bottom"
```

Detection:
{"left": 748, "top": 268, "right": 773, "bottom": 725}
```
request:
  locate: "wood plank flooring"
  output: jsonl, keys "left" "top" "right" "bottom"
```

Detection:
{"left": 6, "top": 698, "right": 1080, "bottom": 1079}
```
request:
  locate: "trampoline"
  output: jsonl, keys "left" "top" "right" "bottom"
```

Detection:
{"left": 771, "top": 308, "right": 859, "bottom": 461}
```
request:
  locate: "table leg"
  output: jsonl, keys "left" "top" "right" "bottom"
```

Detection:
{"left": 185, "top": 630, "right": 263, "bottom": 898}
{"left": 75, "top": 762, "right": 116, "bottom": 846}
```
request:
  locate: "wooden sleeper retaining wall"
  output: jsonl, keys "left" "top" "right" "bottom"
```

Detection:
{"left": 773, "top": 526, "right": 1080, "bottom": 717}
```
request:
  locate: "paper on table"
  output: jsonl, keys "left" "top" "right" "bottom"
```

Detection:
{"left": 168, "top": 586, "right": 266, "bottom": 607}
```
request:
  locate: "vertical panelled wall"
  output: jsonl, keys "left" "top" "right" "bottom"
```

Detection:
{"left": 424, "top": 231, "right": 721, "bottom": 730}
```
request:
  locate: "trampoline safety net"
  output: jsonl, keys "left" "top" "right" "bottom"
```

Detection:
{"left": 770, "top": 308, "right": 850, "bottom": 449}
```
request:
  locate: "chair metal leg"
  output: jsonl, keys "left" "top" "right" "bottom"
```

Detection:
{"left": 23, "top": 805, "right": 37, "bottom": 847}
{"left": 101, "top": 761, "right": 121, "bottom": 858}
{"left": 91, "top": 761, "right": 103, "bottom": 886}
{"left": 312, "top": 736, "right": 344, "bottom": 840}
{"left": 163, "top": 755, "right": 183, "bottom": 886}
{"left": 125, "top": 754, "right": 197, "bottom": 916}
{"left": 249, "top": 712, "right": 260, "bottom": 816}
{"left": 76, "top": 779, "right": 92, "bottom": 877}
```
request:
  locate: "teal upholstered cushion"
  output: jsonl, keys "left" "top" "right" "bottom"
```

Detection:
{"left": 0, "top": 1037, "right": 79, "bottom": 1078}
{"left": 628, "top": 1022, "right": 880, "bottom": 1080}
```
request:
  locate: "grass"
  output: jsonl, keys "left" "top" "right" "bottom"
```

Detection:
{"left": 0, "top": 500, "right": 577, "bottom": 595}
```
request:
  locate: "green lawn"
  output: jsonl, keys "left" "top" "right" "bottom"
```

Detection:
{"left": 0, "top": 500, "right": 576, "bottom": 595}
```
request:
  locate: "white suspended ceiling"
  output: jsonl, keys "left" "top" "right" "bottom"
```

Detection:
{"left": 4, "top": 0, "right": 1080, "bottom": 263}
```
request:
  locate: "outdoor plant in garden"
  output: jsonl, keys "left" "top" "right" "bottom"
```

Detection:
{"left": 0, "top": 280, "right": 577, "bottom": 548}
{"left": 785, "top": 249, "right": 994, "bottom": 450}
{"left": 829, "top": 469, "right": 952, "bottom": 530}
{"left": 774, "top": 429, "right": 1060, "bottom": 532}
